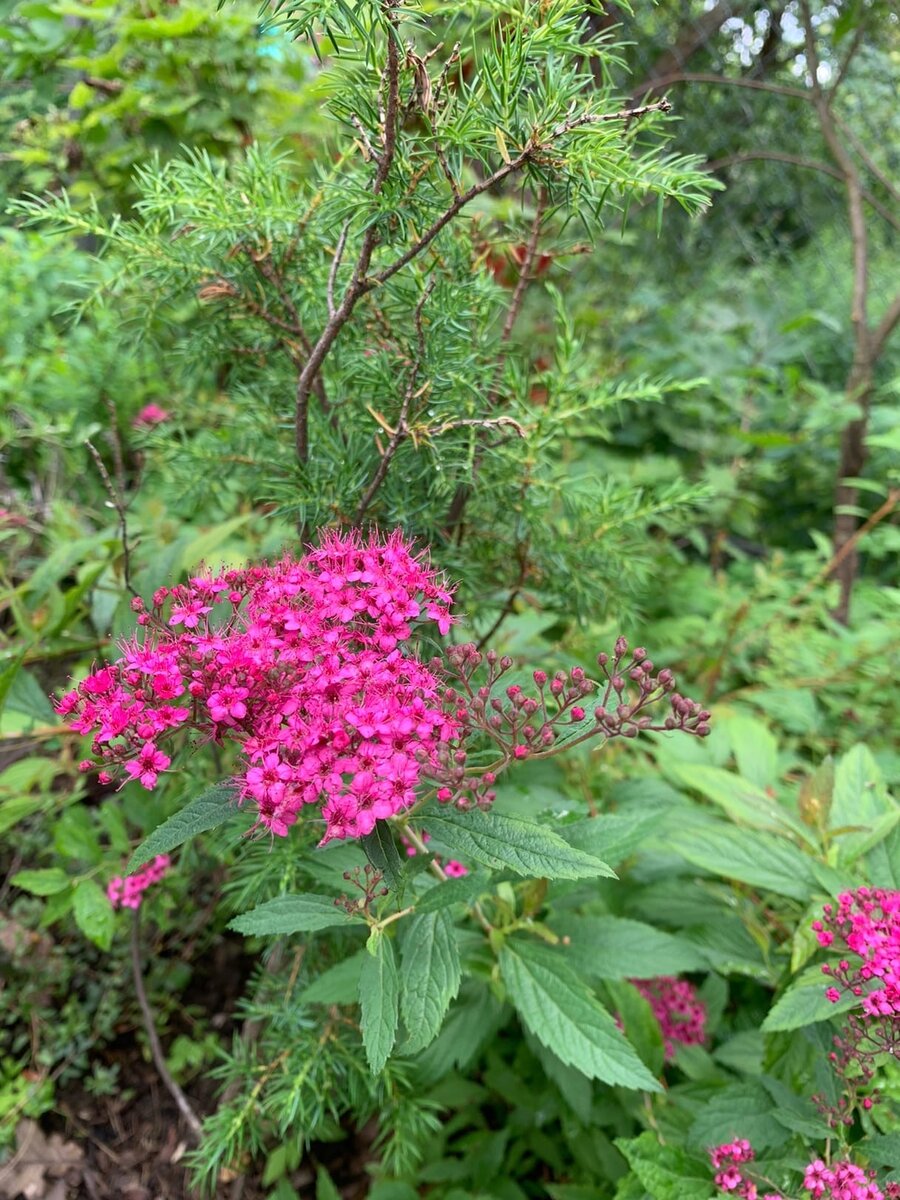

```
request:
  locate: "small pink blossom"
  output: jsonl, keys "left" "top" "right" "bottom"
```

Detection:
{"left": 107, "top": 855, "right": 170, "bottom": 910}
{"left": 132, "top": 403, "right": 171, "bottom": 428}
{"left": 633, "top": 976, "right": 707, "bottom": 1061}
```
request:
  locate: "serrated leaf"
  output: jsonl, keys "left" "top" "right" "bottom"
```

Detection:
{"left": 499, "top": 939, "right": 661, "bottom": 1092}
{"left": 688, "top": 1082, "right": 789, "bottom": 1152}
{"left": 615, "top": 1132, "right": 714, "bottom": 1200}
{"left": 229, "top": 894, "right": 356, "bottom": 936}
{"left": 762, "top": 974, "right": 859, "bottom": 1031}
{"left": 425, "top": 808, "right": 615, "bottom": 880}
{"left": 400, "top": 910, "right": 461, "bottom": 1052}
{"left": 11, "top": 868, "right": 71, "bottom": 896}
{"left": 360, "top": 820, "right": 404, "bottom": 890}
{"left": 128, "top": 783, "right": 238, "bottom": 871}
{"left": 359, "top": 934, "right": 399, "bottom": 1073}
{"left": 667, "top": 822, "right": 817, "bottom": 901}
{"left": 73, "top": 879, "right": 114, "bottom": 950}
{"left": 298, "top": 951, "right": 366, "bottom": 1005}
{"left": 413, "top": 872, "right": 489, "bottom": 914}
{"left": 555, "top": 915, "right": 708, "bottom": 980}
{"left": 0, "top": 653, "right": 25, "bottom": 716}
{"left": 561, "top": 810, "right": 659, "bottom": 868}
{"left": 668, "top": 763, "right": 811, "bottom": 843}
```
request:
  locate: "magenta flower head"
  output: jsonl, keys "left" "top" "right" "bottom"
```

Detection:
{"left": 107, "top": 854, "right": 171, "bottom": 910}
{"left": 58, "top": 531, "right": 458, "bottom": 846}
{"left": 132, "top": 403, "right": 171, "bottom": 428}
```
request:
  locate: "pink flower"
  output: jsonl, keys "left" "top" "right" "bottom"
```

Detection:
{"left": 132, "top": 403, "right": 171, "bottom": 428}
{"left": 107, "top": 855, "right": 170, "bottom": 910}
{"left": 633, "top": 976, "right": 707, "bottom": 1061}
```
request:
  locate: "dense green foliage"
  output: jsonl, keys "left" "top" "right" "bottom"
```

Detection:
{"left": 1, "top": 1, "right": 898, "bottom": 1197}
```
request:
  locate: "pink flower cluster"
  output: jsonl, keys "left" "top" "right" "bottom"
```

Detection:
{"left": 132, "top": 403, "right": 171, "bottom": 428}
{"left": 803, "top": 1160, "right": 900, "bottom": 1200}
{"left": 632, "top": 976, "right": 706, "bottom": 1060}
{"left": 400, "top": 829, "right": 468, "bottom": 877}
{"left": 708, "top": 1141, "right": 782, "bottom": 1200}
{"left": 107, "top": 855, "right": 170, "bottom": 909}
{"left": 814, "top": 889, "right": 900, "bottom": 1021}
{"left": 59, "top": 531, "right": 456, "bottom": 844}
{"left": 709, "top": 1141, "right": 900, "bottom": 1200}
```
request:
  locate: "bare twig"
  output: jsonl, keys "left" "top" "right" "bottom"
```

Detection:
{"left": 634, "top": 71, "right": 810, "bottom": 103}
{"left": 85, "top": 438, "right": 137, "bottom": 598}
{"left": 423, "top": 415, "right": 527, "bottom": 439}
{"left": 354, "top": 279, "right": 435, "bottom": 523}
{"left": 294, "top": 9, "right": 403, "bottom": 465}
{"left": 705, "top": 152, "right": 900, "bottom": 234}
{"left": 327, "top": 223, "right": 350, "bottom": 320}
{"left": 350, "top": 114, "right": 381, "bottom": 164}
{"left": 791, "top": 488, "right": 900, "bottom": 609}
{"left": 871, "top": 292, "right": 900, "bottom": 363}
{"left": 130, "top": 910, "right": 203, "bottom": 1142}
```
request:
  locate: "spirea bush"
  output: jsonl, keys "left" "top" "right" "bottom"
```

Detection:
{"left": 6, "top": 0, "right": 900, "bottom": 1194}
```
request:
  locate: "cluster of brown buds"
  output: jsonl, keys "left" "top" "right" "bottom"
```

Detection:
{"left": 426, "top": 636, "right": 710, "bottom": 811}
{"left": 334, "top": 865, "right": 388, "bottom": 915}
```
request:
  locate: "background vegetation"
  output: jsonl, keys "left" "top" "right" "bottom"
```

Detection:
{"left": 1, "top": 1, "right": 898, "bottom": 1197}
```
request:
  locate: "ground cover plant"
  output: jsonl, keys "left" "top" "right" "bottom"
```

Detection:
{"left": 1, "top": 0, "right": 898, "bottom": 1198}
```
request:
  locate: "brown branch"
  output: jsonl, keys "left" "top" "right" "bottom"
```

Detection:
{"left": 705, "top": 152, "right": 900, "bottom": 234}
{"left": 827, "top": 21, "right": 865, "bottom": 103}
{"left": 800, "top": 0, "right": 873, "bottom": 625}
{"left": 789, "top": 488, "right": 900, "bottom": 608}
{"left": 833, "top": 114, "right": 900, "bottom": 211}
{"left": 294, "top": 10, "right": 402, "bottom": 466}
{"left": 632, "top": 0, "right": 745, "bottom": 94}
{"left": 634, "top": 71, "right": 810, "bottom": 102}
{"left": 130, "top": 910, "right": 203, "bottom": 1142}
{"left": 870, "top": 292, "right": 900, "bottom": 363}
{"left": 327, "top": 223, "right": 350, "bottom": 320}
{"left": 354, "top": 279, "right": 435, "bottom": 524}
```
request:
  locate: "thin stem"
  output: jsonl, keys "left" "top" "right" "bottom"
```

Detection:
{"left": 130, "top": 909, "right": 203, "bottom": 1142}
{"left": 85, "top": 438, "right": 137, "bottom": 598}
{"left": 354, "top": 278, "right": 435, "bottom": 523}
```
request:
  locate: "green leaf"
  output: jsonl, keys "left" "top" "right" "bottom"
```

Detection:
{"left": 668, "top": 763, "right": 811, "bottom": 843}
{"left": 360, "top": 820, "right": 405, "bottom": 890}
{"left": 601, "top": 980, "right": 665, "bottom": 1079}
{"left": 761, "top": 1075, "right": 832, "bottom": 1139}
{"left": 667, "top": 822, "right": 817, "bottom": 901}
{"left": 316, "top": 1165, "right": 342, "bottom": 1200}
{"left": 615, "top": 1132, "right": 714, "bottom": 1200}
{"left": 127, "top": 783, "right": 238, "bottom": 871}
{"left": 0, "top": 653, "right": 25, "bottom": 716}
{"left": 555, "top": 915, "right": 709, "bottom": 980}
{"left": 762, "top": 973, "right": 860, "bottom": 1031}
{"left": 718, "top": 714, "right": 778, "bottom": 789}
{"left": 229, "top": 894, "right": 356, "bottom": 936}
{"left": 4, "top": 668, "right": 56, "bottom": 724}
{"left": 561, "top": 810, "right": 659, "bottom": 868}
{"left": 830, "top": 745, "right": 893, "bottom": 857}
{"left": 359, "top": 934, "right": 399, "bottom": 1073}
{"left": 298, "top": 952, "right": 366, "bottom": 1005}
{"left": 73, "top": 879, "right": 114, "bottom": 951}
{"left": 11, "top": 867, "right": 71, "bottom": 896}
{"left": 688, "top": 1082, "right": 789, "bottom": 1152}
{"left": 414, "top": 872, "right": 489, "bottom": 914}
{"left": 399, "top": 910, "right": 461, "bottom": 1052}
{"left": 499, "top": 939, "right": 661, "bottom": 1092}
{"left": 425, "top": 808, "right": 615, "bottom": 880}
